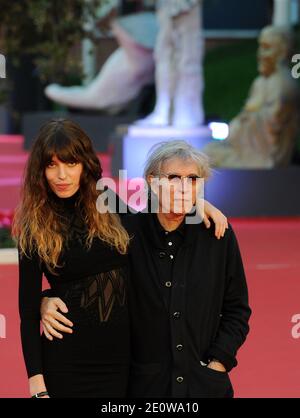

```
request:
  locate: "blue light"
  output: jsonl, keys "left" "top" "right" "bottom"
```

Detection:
{"left": 208, "top": 122, "right": 229, "bottom": 140}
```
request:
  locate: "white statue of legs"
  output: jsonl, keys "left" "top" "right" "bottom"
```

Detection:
{"left": 172, "top": 5, "right": 204, "bottom": 127}
{"left": 44, "top": 1, "right": 204, "bottom": 126}
{"left": 136, "top": 0, "right": 204, "bottom": 128}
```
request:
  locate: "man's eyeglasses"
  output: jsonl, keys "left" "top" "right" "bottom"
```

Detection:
{"left": 159, "top": 173, "right": 201, "bottom": 185}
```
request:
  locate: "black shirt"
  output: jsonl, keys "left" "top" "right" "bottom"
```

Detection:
{"left": 152, "top": 215, "right": 185, "bottom": 310}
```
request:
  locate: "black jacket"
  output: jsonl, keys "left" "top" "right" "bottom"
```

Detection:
{"left": 124, "top": 212, "right": 251, "bottom": 398}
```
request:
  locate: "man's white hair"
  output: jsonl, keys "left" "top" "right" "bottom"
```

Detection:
{"left": 143, "top": 139, "right": 211, "bottom": 180}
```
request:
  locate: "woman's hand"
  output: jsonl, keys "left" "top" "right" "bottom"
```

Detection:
{"left": 203, "top": 200, "right": 228, "bottom": 239}
{"left": 41, "top": 297, "right": 73, "bottom": 340}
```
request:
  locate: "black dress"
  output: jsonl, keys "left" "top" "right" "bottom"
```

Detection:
{"left": 18, "top": 192, "right": 130, "bottom": 398}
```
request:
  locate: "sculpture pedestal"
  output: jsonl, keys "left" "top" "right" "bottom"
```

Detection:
{"left": 121, "top": 124, "right": 212, "bottom": 178}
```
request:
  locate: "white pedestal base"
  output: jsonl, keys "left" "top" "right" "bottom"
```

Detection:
{"left": 123, "top": 124, "right": 212, "bottom": 178}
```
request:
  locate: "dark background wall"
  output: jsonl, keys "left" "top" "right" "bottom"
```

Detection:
{"left": 203, "top": 0, "right": 272, "bottom": 30}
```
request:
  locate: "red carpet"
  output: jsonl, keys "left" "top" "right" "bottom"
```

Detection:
{"left": 1, "top": 135, "right": 300, "bottom": 397}
{"left": 229, "top": 219, "right": 300, "bottom": 398}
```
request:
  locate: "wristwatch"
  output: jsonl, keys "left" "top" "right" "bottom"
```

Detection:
{"left": 31, "top": 391, "right": 49, "bottom": 398}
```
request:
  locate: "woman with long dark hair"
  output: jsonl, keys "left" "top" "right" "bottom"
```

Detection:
{"left": 14, "top": 119, "right": 130, "bottom": 398}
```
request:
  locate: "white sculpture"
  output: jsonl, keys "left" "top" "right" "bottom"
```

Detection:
{"left": 136, "top": 0, "right": 204, "bottom": 127}
{"left": 45, "top": 12, "right": 156, "bottom": 113}
{"left": 45, "top": 1, "right": 205, "bottom": 128}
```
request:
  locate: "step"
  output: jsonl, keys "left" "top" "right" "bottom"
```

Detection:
{"left": 0, "top": 154, "right": 28, "bottom": 164}
{"left": 0, "top": 135, "right": 24, "bottom": 154}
